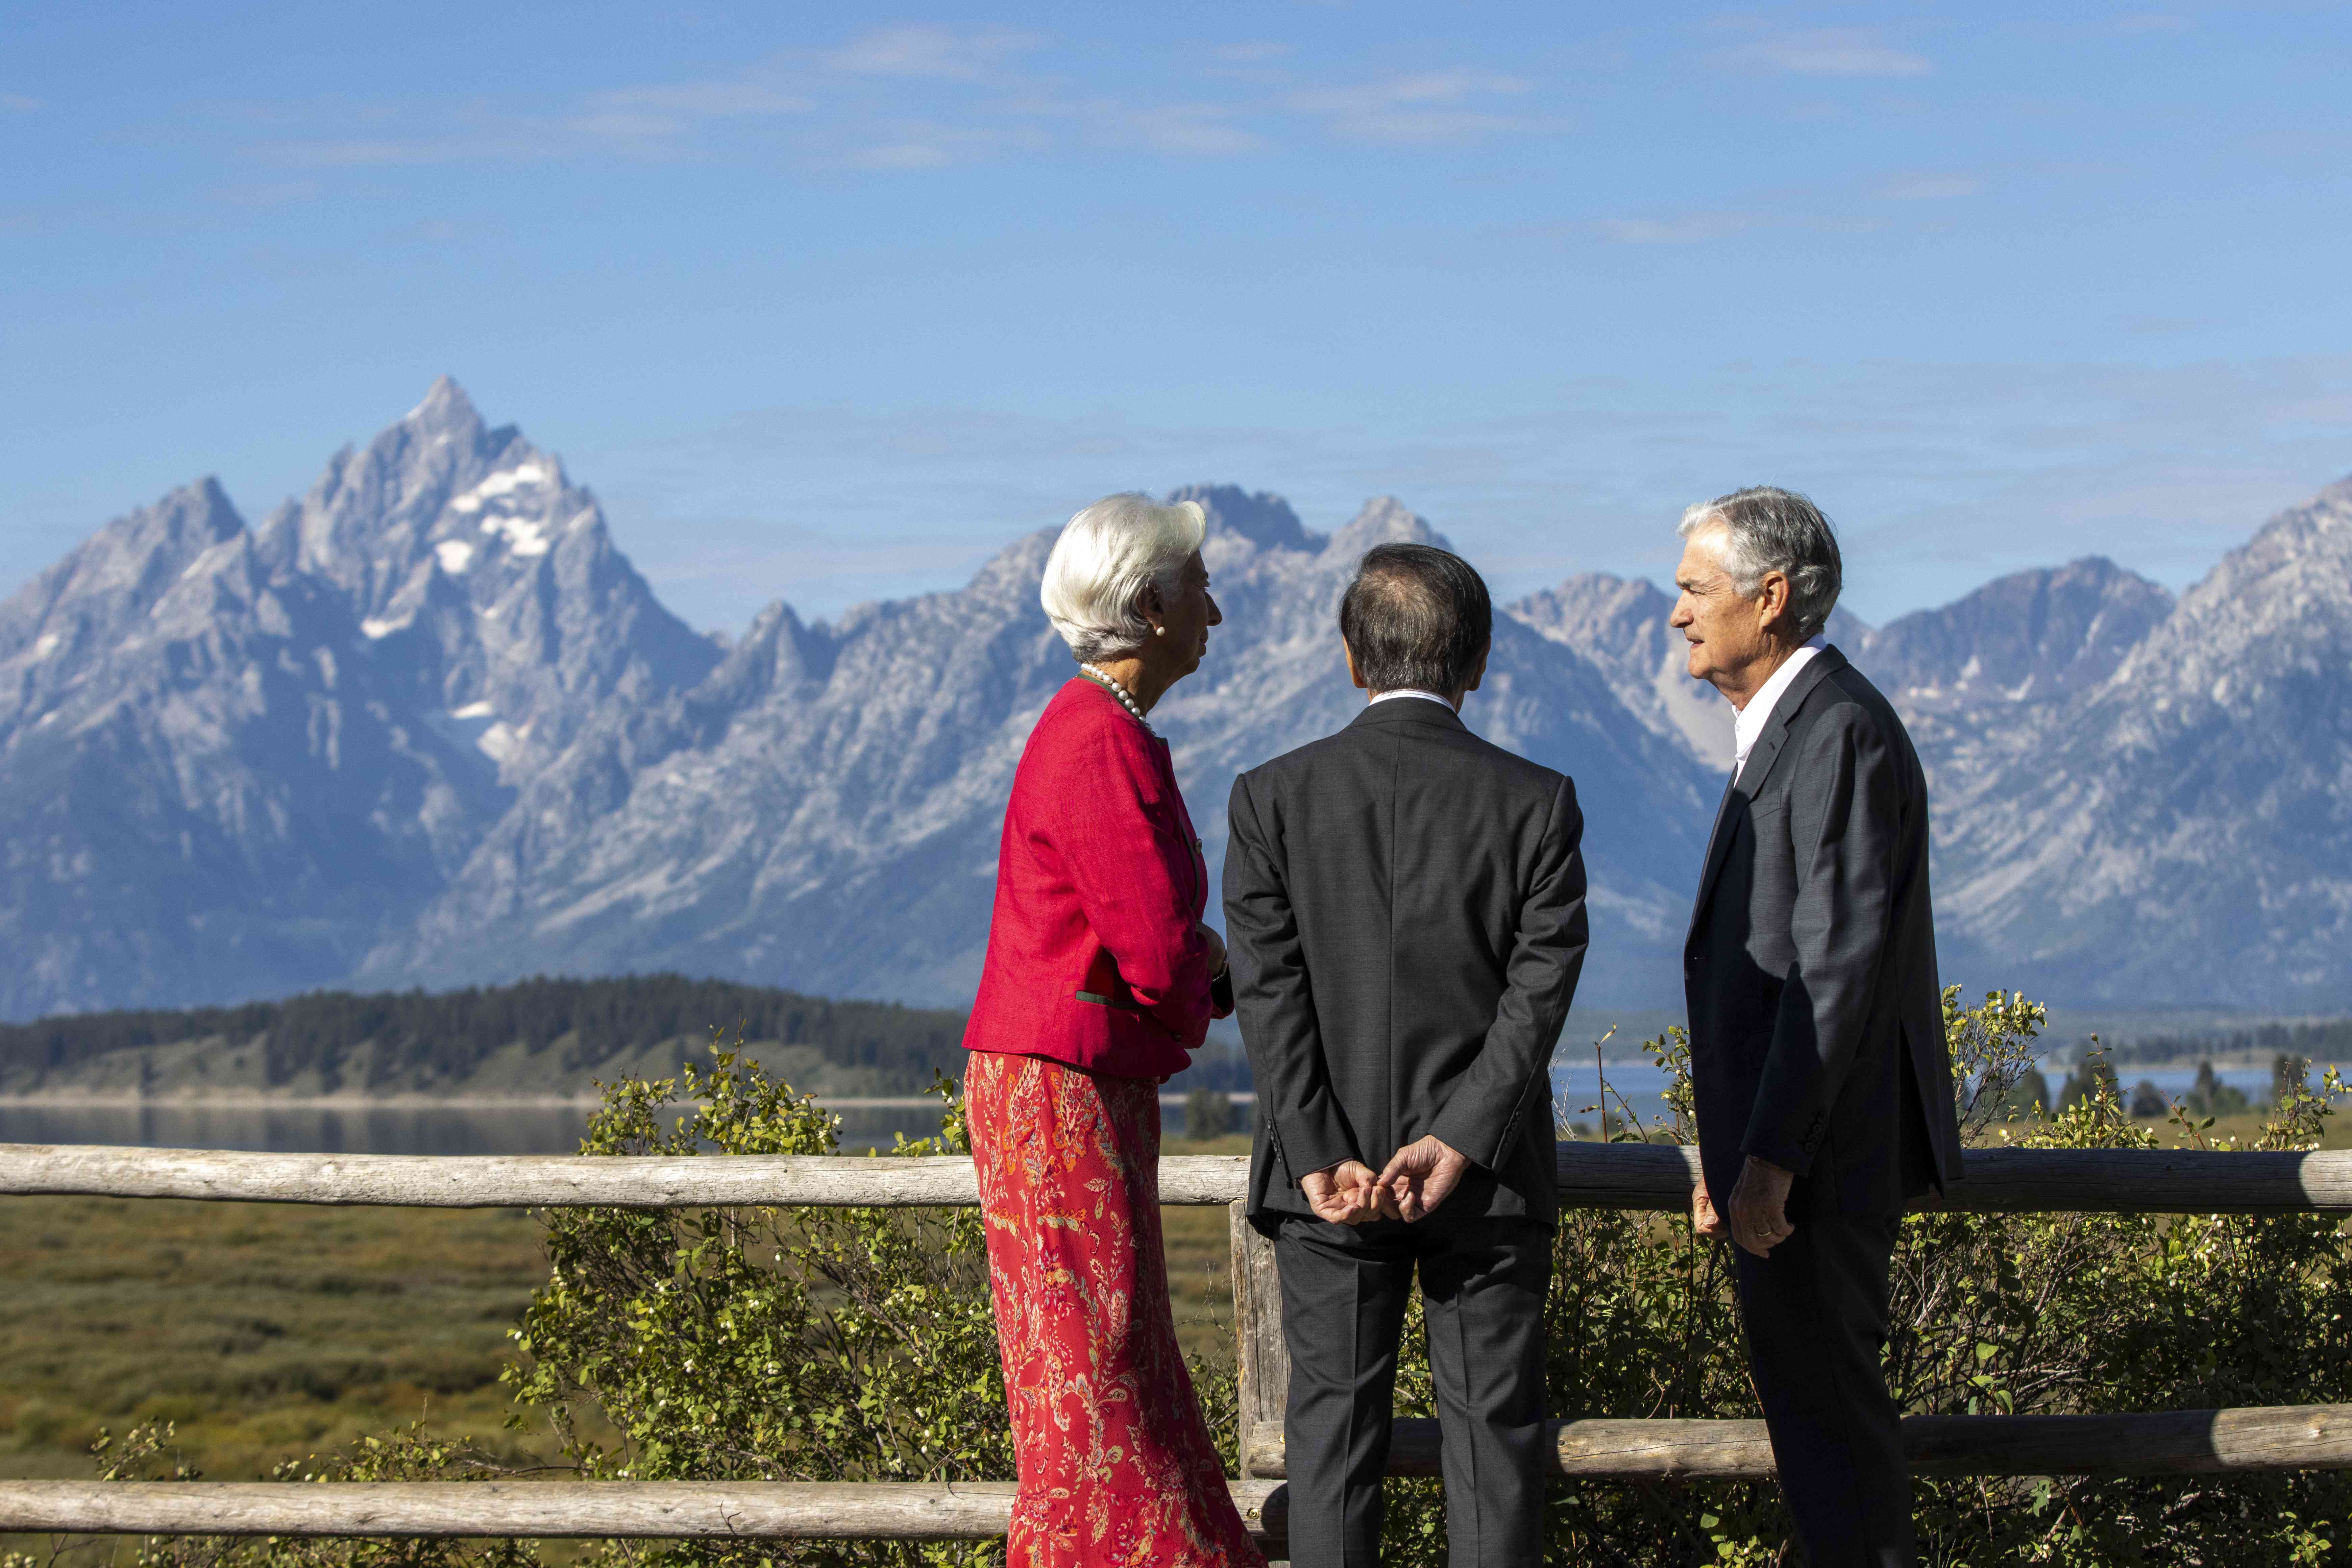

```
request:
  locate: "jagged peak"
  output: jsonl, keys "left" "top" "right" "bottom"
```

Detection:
{"left": 1515, "top": 571, "right": 1671, "bottom": 612}
{"left": 1327, "top": 496, "right": 1448, "bottom": 557}
{"left": 404, "top": 375, "right": 483, "bottom": 434}
{"left": 1167, "top": 484, "right": 1324, "bottom": 554}
{"left": 0, "top": 476, "right": 252, "bottom": 647}
{"left": 105, "top": 475, "right": 247, "bottom": 550}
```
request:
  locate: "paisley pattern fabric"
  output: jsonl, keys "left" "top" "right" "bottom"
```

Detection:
{"left": 966, "top": 1050, "right": 1265, "bottom": 1568}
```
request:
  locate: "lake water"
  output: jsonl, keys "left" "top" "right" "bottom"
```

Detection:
{"left": 1544, "top": 1060, "right": 2300, "bottom": 1131}
{"left": 0, "top": 1101, "right": 955, "bottom": 1155}
{"left": 0, "top": 1063, "right": 2307, "bottom": 1156}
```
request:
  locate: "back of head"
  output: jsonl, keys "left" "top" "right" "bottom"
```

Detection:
{"left": 1339, "top": 543, "right": 1492, "bottom": 695}
{"left": 1677, "top": 485, "right": 1843, "bottom": 639}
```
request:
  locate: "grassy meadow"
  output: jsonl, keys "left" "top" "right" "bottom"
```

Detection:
{"left": 0, "top": 1196, "right": 555, "bottom": 1485}
{"left": 0, "top": 1133, "right": 1257, "bottom": 1496}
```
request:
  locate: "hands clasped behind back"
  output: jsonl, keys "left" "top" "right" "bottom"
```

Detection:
{"left": 1302, "top": 1135, "right": 1471, "bottom": 1225}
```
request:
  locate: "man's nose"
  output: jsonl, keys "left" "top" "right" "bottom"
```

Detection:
{"left": 1206, "top": 594, "right": 1223, "bottom": 626}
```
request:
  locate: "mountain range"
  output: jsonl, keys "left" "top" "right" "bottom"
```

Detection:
{"left": 4, "top": 379, "right": 2346, "bottom": 1019}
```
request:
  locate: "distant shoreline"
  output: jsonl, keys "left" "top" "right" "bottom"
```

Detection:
{"left": 0, "top": 1093, "right": 940, "bottom": 1110}
{"left": 0, "top": 1058, "right": 2313, "bottom": 1114}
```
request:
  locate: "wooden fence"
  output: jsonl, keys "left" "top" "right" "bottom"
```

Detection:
{"left": 5, "top": 1140, "right": 2352, "bottom": 1553}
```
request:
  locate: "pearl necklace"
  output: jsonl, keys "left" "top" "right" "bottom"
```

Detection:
{"left": 1079, "top": 664, "right": 1153, "bottom": 732}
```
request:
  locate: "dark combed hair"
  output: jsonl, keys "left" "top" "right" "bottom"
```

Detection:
{"left": 1338, "top": 542, "right": 1493, "bottom": 695}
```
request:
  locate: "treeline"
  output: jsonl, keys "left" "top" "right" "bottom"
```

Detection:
{"left": 2107, "top": 1017, "right": 2352, "bottom": 1066}
{"left": 0, "top": 975, "right": 969, "bottom": 1095}
{"left": 1995, "top": 1054, "right": 2311, "bottom": 1123}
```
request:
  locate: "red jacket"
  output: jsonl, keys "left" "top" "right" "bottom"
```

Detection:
{"left": 964, "top": 678, "right": 1225, "bottom": 1080}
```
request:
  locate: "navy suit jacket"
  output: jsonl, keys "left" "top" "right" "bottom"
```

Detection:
{"left": 1684, "top": 647, "right": 1964, "bottom": 1217}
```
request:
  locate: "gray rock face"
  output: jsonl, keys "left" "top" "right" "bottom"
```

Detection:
{"left": 375, "top": 490, "right": 1718, "bottom": 1007}
{"left": 1932, "top": 481, "right": 2352, "bottom": 1006}
{"left": 1859, "top": 557, "right": 2173, "bottom": 716}
{"left": 9, "top": 381, "right": 2351, "bottom": 1014}
{"left": 255, "top": 376, "right": 719, "bottom": 780}
{"left": 0, "top": 384, "right": 718, "bottom": 1018}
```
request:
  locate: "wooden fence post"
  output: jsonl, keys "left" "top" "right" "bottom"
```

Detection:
{"left": 1229, "top": 1200, "right": 1289, "bottom": 1480}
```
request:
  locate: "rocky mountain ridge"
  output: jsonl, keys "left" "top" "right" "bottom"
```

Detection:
{"left": 6, "top": 380, "right": 2349, "bottom": 1013}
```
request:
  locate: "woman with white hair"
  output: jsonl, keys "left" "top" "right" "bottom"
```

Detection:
{"left": 962, "top": 492, "right": 1261, "bottom": 1566}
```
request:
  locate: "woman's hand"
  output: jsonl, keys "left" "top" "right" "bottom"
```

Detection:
{"left": 1197, "top": 922, "right": 1228, "bottom": 978}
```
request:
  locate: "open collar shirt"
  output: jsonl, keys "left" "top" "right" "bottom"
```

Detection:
{"left": 1732, "top": 636, "right": 1827, "bottom": 781}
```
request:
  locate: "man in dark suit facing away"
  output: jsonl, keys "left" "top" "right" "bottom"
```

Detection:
{"left": 1672, "top": 487, "right": 1965, "bottom": 1568}
{"left": 1224, "top": 543, "right": 1589, "bottom": 1568}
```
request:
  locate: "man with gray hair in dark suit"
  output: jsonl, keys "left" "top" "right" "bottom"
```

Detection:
{"left": 1671, "top": 487, "right": 1964, "bottom": 1568}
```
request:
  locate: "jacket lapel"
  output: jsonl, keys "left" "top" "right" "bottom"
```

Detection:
{"left": 1684, "top": 647, "right": 1847, "bottom": 940}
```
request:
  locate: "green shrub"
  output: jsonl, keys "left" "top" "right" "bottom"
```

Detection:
{"left": 1184, "top": 1085, "right": 1236, "bottom": 1140}
{"left": 1381, "top": 990, "right": 2352, "bottom": 1566}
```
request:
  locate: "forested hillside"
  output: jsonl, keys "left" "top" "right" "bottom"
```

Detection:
{"left": 0, "top": 975, "right": 970, "bottom": 1100}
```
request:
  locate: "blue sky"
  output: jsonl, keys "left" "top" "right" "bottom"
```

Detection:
{"left": 6, "top": 3, "right": 2350, "bottom": 634}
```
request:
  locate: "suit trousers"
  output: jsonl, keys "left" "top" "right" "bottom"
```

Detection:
{"left": 1274, "top": 1212, "right": 1549, "bottom": 1568}
{"left": 1734, "top": 1211, "right": 1915, "bottom": 1568}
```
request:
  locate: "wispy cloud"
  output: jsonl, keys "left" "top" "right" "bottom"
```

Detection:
{"left": 585, "top": 80, "right": 810, "bottom": 120}
{"left": 1712, "top": 27, "right": 1931, "bottom": 78}
{"left": 591, "top": 354, "right": 2352, "bottom": 633}
{"left": 844, "top": 122, "right": 1051, "bottom": 171}
{"left": 0, "top": 93, "right": 42, "bottom": 114}
{"left": 1590, "top": 212, "right": 1754, "bottom": 244}
{"left": 2115, "top": 14, "right": 2191, "bottom": 34}
{"left": 1876, "top": 171, "right": 1981, "bottom": 199}
{"left": 1116, "top": 103, "right": 1264, "bottom": 156}
{"left": 1288, "top": 69, "right": 1533, "bottom": 145}
{"left": 1217, "top": 42, "right": 1291, "bottom": 64}
{"left": 244, "top": 33, "right": 1549, "bottom": 176}
{"left": 823, "top": 26, "right": 1041, "bottom": 80}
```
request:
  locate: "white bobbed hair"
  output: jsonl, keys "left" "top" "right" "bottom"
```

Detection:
{"left": 1040, "top": 493, "right": 1207, "bottom": 663}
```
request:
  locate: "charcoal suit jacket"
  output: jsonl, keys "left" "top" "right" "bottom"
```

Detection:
{"left": 1225, "top": 696, "right": 1589, "bottom": 1229}
{"left": 1685, "top": 646, "right": 1965, "bottom": 1218}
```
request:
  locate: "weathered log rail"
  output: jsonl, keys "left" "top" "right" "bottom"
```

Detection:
{"left": 0, "top": 1479, "right": 1287, "bottom": 1541}
{"left": 1251, "top": 1405, "right": 2352, "bottom": 1480}
{"left": 5, "top": 1139, "right": 2351, "bottom": 1549}
{"left": 13, "top": 1141, "right": 2352, "bottom": 1214}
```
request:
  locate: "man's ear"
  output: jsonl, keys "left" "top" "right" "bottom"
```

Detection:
{"left": 1756, "top": 571, "right": 1793, "bottom": 635}
{"left": 1458, "top": 644, "right": 1491, "bottom": 699}
{"left": 1343, "top": 641, "right": 1370, "bottom": 691}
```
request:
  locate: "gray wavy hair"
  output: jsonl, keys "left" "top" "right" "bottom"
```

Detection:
{"left": 1677, "top": 486, "right": 1843, "bottom": 639}
{"left": 1039, "top": 493, "right": 1206, "bottom": 663}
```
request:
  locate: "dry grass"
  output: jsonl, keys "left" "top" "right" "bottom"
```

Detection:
{"left": 0, "top": 1137, "right": 1258, "bottom": 1494}
{"left": 0, "top": 1197, "right": 558, "bottom": 1488}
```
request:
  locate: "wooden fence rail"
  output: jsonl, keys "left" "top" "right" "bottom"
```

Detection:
{"left": 11, "top": 1142, "right": 2352, "bottom": 1214}
{"left": 0, "top": 1479, "right": 1285, "bottom": 1541}
{"left": 6, "top": 1140, "right": 2351, "bottom": 1550}
{"left": 1253, "top": 1405, "right": 2352, "bottom": 1480}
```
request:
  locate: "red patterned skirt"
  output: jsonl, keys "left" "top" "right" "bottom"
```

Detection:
{"left": 965, "top": 1050, "right": 1265, "bottom": 1568}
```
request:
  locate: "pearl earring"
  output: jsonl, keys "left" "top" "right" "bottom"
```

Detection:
{"left": 1155, "top": 625, "right": 1167, "bottom": 636}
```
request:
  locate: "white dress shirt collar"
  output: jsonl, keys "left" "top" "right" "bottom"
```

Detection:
{"left": 1369, "top": 689, "right": 1457, "bottom": 710}
{"left": 1733, "top": 637, "right": 1827, "bottom": 780}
